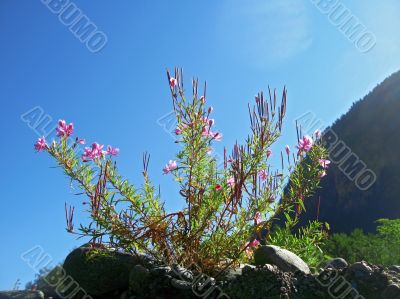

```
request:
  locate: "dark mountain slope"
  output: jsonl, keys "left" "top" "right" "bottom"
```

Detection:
{"left": 296, "top": 71, "right": 400, "bottom": 233}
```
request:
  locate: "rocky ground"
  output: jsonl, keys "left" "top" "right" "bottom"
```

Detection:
{"left": 1, "top": 245, "right": 400, "bottom": 299}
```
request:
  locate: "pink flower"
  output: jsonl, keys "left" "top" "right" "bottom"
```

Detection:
{"left": 319, "top": 159, "right": 330, "bottom": 169}
{"left": 82, "top": 142, "right": 104, "bottom": 161}
{"left": 319, "top": 171, "right": 327, "bottom": 178}
{"left": 227, "top": 177, "right": 235, "bottom": 187}
{"left": 107, "top": 145, "right": 120, "bottom": 156}
{"left": 207, "top": 148, "right": 213, "bottom": 155}
{"left": 296, "top": 135, "right": 313, "bottom": 152}
{"left": 175, "top": 127, "right": 182, "bottom": 135}
{"left": 258, "top": 169, "right": 268, "bottom": 181}
{"left": 208, "top": 106, "right": 213, "bottom": 114}
{"left": 163, "top": 160, "right": 177, "bottom": 174}
{"left": 227, "top": 158, "right": 234, "bottom": 163}
{"left": 56, "top": 120, "right": 74, "bottom": 138}
{"left": 77, "top": 138, "right": 85, "bottom": 144}
{"left": 215, "top": 184, "right": 222, "bottom": 191}
{"left": 211, "top": 132, "right": 222, "bottom": 141}
{"left": 34, "top": 137, "right": 48, "bottom": 152}
{"left": 285, "top": 145, "right": 290, "bottom": 156}
{"left": 266, "top": 149, "right": 272, "bottom": 158}
{"left": 208, "top": 119, "right": 215, "bottom": 126}
{"left": 169, "top": 77, "right": 177, "bottom": 88}
{"left": 245, "top": 239, "right": 261, "bottom": 254}
{"left": 314, "top": 129, "right": 322, "bottom": 138}
{"left": 202, "top": 127, "right": 210, "bottom": 137}
{"left": 254, "top": 212, "right": 262, "bottom": 225}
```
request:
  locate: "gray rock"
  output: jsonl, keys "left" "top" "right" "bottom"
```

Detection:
{"left": 389, "top": 266, "right": 400, "bottom": 273}
{"left": 150, "top": 266, "right": 172, "bottom": 276}
{"left": 0, "top": 291, "right": 44, "bottom": 299}
{"left": 223, "top": 264, "right": 255, "bottom": 281}
{"left": 382, "top": 284, "right": 400, "bottom": 299}
{"left": 324, "top": 257, "right": 348, "bottom": 270}
{"left": 129, "top": 264, "right": 150, "bottom": 295}
{"left": 171, "top": 264, "right": 193, "bottom": 281}
{"left": 63, "top": 245, "right": 143, "bottom": 296}
{"left": 170, "top": 278, "right": 192, "bottom": 290}
{"left": 347, "top": 261, "right": 373, "bottom": 278}
{"left": 254, "top": 245, "right": 310, "bottom": 274}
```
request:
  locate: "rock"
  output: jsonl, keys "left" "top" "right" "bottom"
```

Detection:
{"left": 222, "top": 264, "right": 255, "bottom": 281}
{"left": 389, "top": 266, "right": 400, "bottom": 273}
{"left": 119, "top": 290, "right": 129, "bottom": 299}
{"left": 324, "top": 257, "right": 348, "bottom": 270}
{"left": 150, "top": 266, "right": 172, "bottom": 276}
{"left": 254, "top": 245, "right": 311, "bottom": 274}
{"left": 0, "top": 291, "right": 44, "bottom": 299}
{"left": 171, "top": 264, "right": 193, "bottom": 281}
{"left": 347, "top": 261, "right": 373, "bottom": 278}
{"left": 224, "top": 264, "right": 296, "bottom": 299}
{"left": 170, "top": 278, "right": 192, "bottom": 290}
{"left": 129, "top": 264, "right": 150, "bottom": 296}
{"left": 382, "top": 284, "right": 400, "bottom": 299}
{"left": 63, "top": 245, "right": 143, "bottom": 296}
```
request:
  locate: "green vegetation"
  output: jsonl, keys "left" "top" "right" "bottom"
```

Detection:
{"left": 322, "top": 218, "right": 400, "bottom": 265}
{"left": 267, "top": 221, "right": 329, "bottom": 269}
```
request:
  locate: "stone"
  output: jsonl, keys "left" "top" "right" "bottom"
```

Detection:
{"left": 224, "top": 264, "right": 296, "bottom": 299}
{"left": 63, "top": 245, "right": 143, "bottom": 296}
{"left": 129, "top": 264, "right": 150, "bottom": 296}
{"left": 347, "top": 261, "right": 373, "bottom": 278}
{"left": 222, "top": 264, "right": 256, "bottom": 281}
{"left": 171, "top": 264, "right": 193, "bottom": 281}
{"left": 150, "top": 266, "right": 172, "bottom": 276}
{"left": 382, "top": 284, "right": 400, "bottom": 299}
{"left": 389, "top": 266, "right": 400, "bottom": 273}
{"left": 254, "top": 245, "right": 311, "bottom": 274}
{"left": 170, "top": 278, "right": 192, "bottom": 290}
{"left": 0, "top": 291, "right": 44, "bottom": 299}
{"left": 324, "top": 257, "right": 348, "bottom": 270}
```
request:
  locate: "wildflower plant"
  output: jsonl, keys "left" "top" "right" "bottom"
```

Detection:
{"left": 34, "top": 69, "right": 329, "bottom": 275}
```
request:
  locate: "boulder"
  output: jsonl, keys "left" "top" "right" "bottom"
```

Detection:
{"left": 324, "top": 257, "right": 348, "bottom": 270}
{"left": 63, "top": 245, "right": 143, "bottom": 296}
{"left": 129, "top": 264, "right": 150, "bottom": 296}
{"left": 347, "top": 261, "right": 373, "bottom": 278}
{"left": 224, "top": 264, "right": 296, "bottom": 299}
{"left": 389, "top": 266, "right": 400, "bottom": 273}
{"left": 221, "top": 264, "right": 255, "bottom": 282}
{"left": 382, "top": 284, "right": 400, "bottom": 299}
{"left": 170, "top": 278, "right": 192, "bottom": 290}
{"left": 0, "top": 291, "right": 44, "bottom": 299}
{"left": 254, "top": 245, "right": 310, "bottom": 274}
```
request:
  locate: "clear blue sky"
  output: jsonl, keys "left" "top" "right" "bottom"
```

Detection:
{"left": 1, "top": 0, "right": 400, "bottom": 290}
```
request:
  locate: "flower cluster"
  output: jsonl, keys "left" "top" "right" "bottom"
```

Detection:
{"left": 296, "top": 135, "right": 313, "bottom": 153}
{"left": 56, "top": 120, "right": 74, "bottom": 138}
{"left": 318, "top": 158, "right": 331, "bottom": 177}
{"left": 34, "top": 137, "right": 49, "bottom": 152}
{"left": 34, "top": 120, "right": 119, "bottom": 163}
{"left": 163, "top": 160, "right": 177, "bottom": 174}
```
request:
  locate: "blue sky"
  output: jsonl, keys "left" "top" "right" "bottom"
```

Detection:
{"left": 1, "top": 0, "right": 400, "bottom": 290}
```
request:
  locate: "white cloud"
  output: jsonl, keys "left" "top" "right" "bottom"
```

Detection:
{"left": 216, "top": 0, "right": 312, "bottom": 68}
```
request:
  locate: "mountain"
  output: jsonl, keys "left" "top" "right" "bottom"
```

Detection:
{"left": 295, "top": 71, "right": 400, "bottom": 233}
